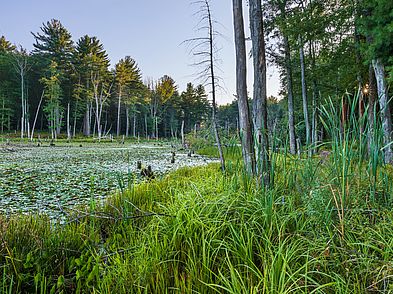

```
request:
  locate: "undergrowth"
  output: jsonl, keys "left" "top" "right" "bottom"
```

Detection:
{"left": 1, "top": 158, "right": 392, "bottom": 293}
{"left": 1, "top": 95, "right": 393, "bottom": 293}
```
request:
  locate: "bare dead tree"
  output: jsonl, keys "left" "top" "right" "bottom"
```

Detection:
{"left": 30, "top": 90, "right": 45, "bottom": 141}
{"left": 13, "top": 47, "right": 31, "bottom": 139}
{"left": 184, "top": 0, "right": 225, "bottom": 172}
{"left": 91, "top": 71, "right": 114, "bottom": 141}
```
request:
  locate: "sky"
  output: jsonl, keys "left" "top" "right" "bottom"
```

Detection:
{"left": 0, "top": 0, "right": 281, "bottom": 104}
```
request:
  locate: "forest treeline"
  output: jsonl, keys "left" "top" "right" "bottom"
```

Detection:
{"left": 1, "top": 0, "right": 392, "bottom": 161}
{"left": 0, "top": 20, "right": 214, "bottom": 141}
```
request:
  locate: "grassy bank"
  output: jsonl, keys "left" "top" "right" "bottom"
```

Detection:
{"left": 1, "top": 148, "right": 393, "bottom": 292}
{"left": 2, "top": 96, "right": 393, "bottom": 293}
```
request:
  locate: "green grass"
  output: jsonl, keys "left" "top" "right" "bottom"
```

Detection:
{"left": 1, "top": 157, "right": 392, "bottom": 293}
{"left": 1, "top": 94, "right": 393, "bottom": 293}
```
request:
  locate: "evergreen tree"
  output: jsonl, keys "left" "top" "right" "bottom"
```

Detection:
{"left": 114, "top": 56, "right": 142, "bottom": 137}
{"left": 73, "top": 35, "right": 109, "bottom": 137}
{"left": 40, "top": 61, "right": 62, "bottom": 140}
{"left": 32, "top": 19, "right": 74, "bottom": 136}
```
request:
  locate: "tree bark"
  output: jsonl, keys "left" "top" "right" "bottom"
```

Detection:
{"left": 133, "top": 113, "right": 136, "bottom": 138}
{"left": 55, "top": 106, "right": 61, "bottom": 136}
{"left": 233, "top": 0, "right": 255, "bottom": 175}
{"left": 206, "top": 0, "right": 225, "bottom": 172}
{"left": 30, "top": 90, "right": 44, "bottom": 141}
{"left": 125, "top": 107, "right": 129, "bottom": 137}
{"left": 67, "top": 102, "right": 71, "bottom": 140}
{"left": 367, "top": 64, "right": 377, "bottom": 154}
{"left": 299, "top": 36, "right": 310, "bottom": 150}
{"left": 144, "top": 114, "right": 148, "bottom": 139}
{"left": 372, "top": 58, "right": 393, "bottom": 163}
{"left": 249, "top": 0, "right": 270, "bottom": 182}
{"left": 310, "top": 41, "right": 318, "bottom": 153}
{"left": 284, "top": 36, "right": 297, "bottom": 154}
{"left": 73, "top": 101, "right": 77, "bottom": 138}
{"left": 117, "top": 87, "right": 122, "bottom": 137}
{"left": 311, "top": 80, "right": 318, "bottom": 151}
{"left": 156, "top": 116, "right": 159, "bottom": 140}
{"left": 83, "top": 103, "right": 90, "bottom": 136}
{"left": 181, "top": 119, "right": 185, "bottom": 146}
{"left": 20, "top": 70, "right": 25, "bottom": 139}
{"left": 1, "top": 98, "right": 4, "bottom": 133}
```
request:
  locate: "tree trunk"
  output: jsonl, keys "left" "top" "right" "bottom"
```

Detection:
{"left": 232, "top": 0, "right": 255, "bottom": 175}
{"left": 195, "top": 123, "right": 198, "bottom": 138}
{"left": 20, "top": 72, "right": 25, "bottom": 139}
{"left": 249, "top": 0, "right": 270, "bottom": 184}
{"left": 181, "top": 119, "right": 185, "bottom": 146}
{"left": 299, "top": 36, "right": 310, "bottom": 151}
{"left": 207, "top": 0, "right": 225, "bottom": 172}
{"left": 30, "top": 90, "right": 44, "bottom": 141}
{"left": 284, "top": 36, "right": 297, "bottom": 154}
{"left": 125, "top": 107, "right": 129, "bottom": 137}
{"left": 133, "top": 113, "right": 136, "bottom": 138}
{"left": 117, "top": 88, "right": 122, "bottom": 137}
{"left": 311, "top": 80, "right": 318, "bottom": 152}
{"left": 73, "top": 102, "right": 77, "bottom": 138}
{"left": 1, "top": 98, "right": 4, "bottom": 133}
{"left": 26, "top": 96, "right": 30, "bottom": 139}
{"left": 67, "top": 102, "right": 71, "bottom": 140}
{"left": 367, "top": 64, "right": 377, "bottom": 155}
{"left": 51, "top": 108, "right": 55, "bottom": 140}
{"left": 372, "top": 58, "right": 393, "bottom": 163}
{"left": 144, "top": 114, "right": 148, "bottom": 139}
{"left": 55, "top": 106, "right": 61, "bottom": 136}
{"left": 156, "top": 116, "right": 159, "bottom": 140}
{"left": 83, "top": 103, "right": 90, "bottom": 136}
{"left": 310, "top": 41, "right": 318, "bottom": 153}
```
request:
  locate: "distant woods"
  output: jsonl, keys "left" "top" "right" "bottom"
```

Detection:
{"left": 0, "top": 20, "right": 211, "bottom": 141}
{"left": 1, "top": 0, "right": 393, "bottom": 165}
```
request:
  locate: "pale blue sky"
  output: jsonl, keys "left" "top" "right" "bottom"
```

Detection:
{"left": 0, "top": 0, "right": 280, "bottom": 104}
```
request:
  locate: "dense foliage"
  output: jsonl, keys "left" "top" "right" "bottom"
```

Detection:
{"left": 1, "top": 0, "right": 393, "bottom": 293}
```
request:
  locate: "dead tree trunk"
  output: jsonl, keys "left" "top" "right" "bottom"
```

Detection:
{"left": 30, "top": 90, "right": 44, "bottom": 141}
{"left": 206, "top": 0, "right": 225, "bottom": 172}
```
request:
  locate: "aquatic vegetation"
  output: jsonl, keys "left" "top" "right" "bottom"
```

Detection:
{"left": 0, "top": 142, "right": 215, "bottom": 218}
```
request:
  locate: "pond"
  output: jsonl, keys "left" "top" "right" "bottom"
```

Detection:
{"left": 0, "top": 142, "right": 216, "bottom": 219}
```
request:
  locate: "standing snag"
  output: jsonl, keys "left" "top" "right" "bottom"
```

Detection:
{"left": 184, "top": 0, "right": 225, "bottom": 172}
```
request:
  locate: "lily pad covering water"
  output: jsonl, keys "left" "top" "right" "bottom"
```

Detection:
{"left": 0, "top": 143, "right": 216, "bottom": 219}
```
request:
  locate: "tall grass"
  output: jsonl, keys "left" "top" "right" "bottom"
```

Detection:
{"left": 1, "top": 92, "right": 393, "bottom": 292}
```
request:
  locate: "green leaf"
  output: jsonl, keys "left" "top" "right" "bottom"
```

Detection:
{"left": 57, "top": 275, "right": 64, "bottom": 288}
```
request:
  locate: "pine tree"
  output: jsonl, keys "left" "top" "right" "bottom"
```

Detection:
{"left": 115, "top": 56, "right": 142, "bottom": 137}
{"left": 73, "top": 35, "right": 109, "bottom": 137}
